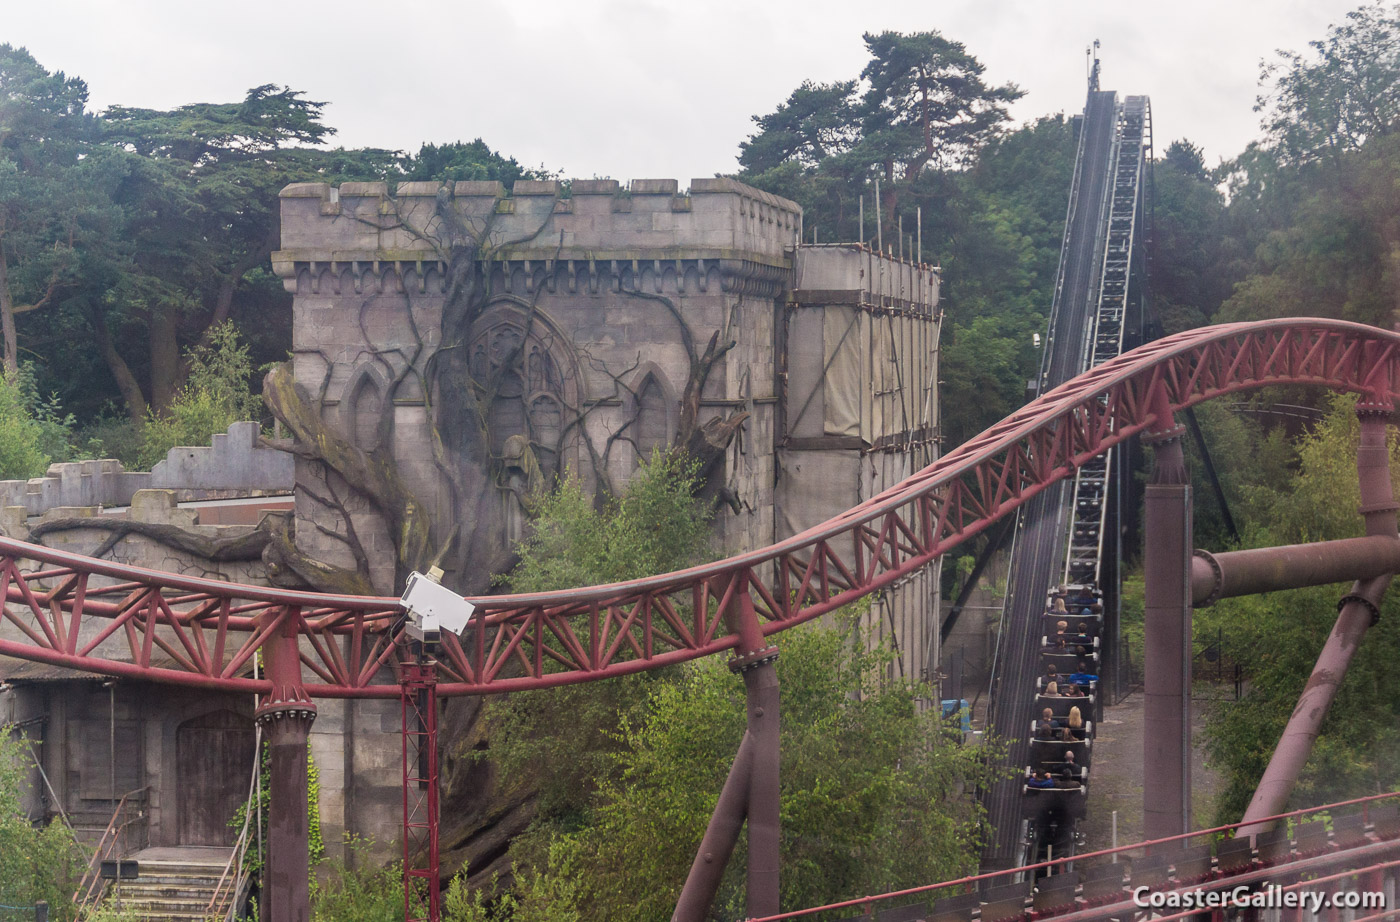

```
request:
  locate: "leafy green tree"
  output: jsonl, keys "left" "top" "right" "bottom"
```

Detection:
{"left": 739, "top": 81, "right": 858, "bottom": 175}
{"left": 443, "top": 846, "right": 581, "bottom": 922}
{"left": 401, "top": 140, "right": 546, "bottom": 186}
{"left": 857, "top": 31, "right": 1024, "bottom": 179}
{"left": 468, "top": 453, "right": 1001, "bottom": 920}
{"left": 96, "top": 85, "right": 339, "bottom": 415}
{"left": 0, "top": 728, "right": 80, "bottom": 920}
{"left": 476, "top": 453, "right": 713, "bottom": 866}
{"left": 740, "top": 29, "right": 1022, "bottom": 245}
{"left": 1150, "top": 141, "right": 1236, "bottom": 334}
{"left": 1216, "top": 134, "right": 1400, "bottom": 330}
{"left": 1214, "top": 4, "right": 1400, "bottom": 332}
{"left": 1178, "top": 401, "right": 1293, "bottom": 549}
{"left": 930, "top": 117, "right": 1075, "bottom": 446}
{"left": 137, "top": 321, "right": 261, "bottom": 469}
{"left": 536, "top": 621, "right": 1003, "bottom": 921}
{"left": 503, "top": 451, "right": 712, "bottom": 595}
{"left": 0, "top": 44, "right": 98, "bottom": 377}
{"left": 1256, "top": 1, "right": 1400, "bottom": 165}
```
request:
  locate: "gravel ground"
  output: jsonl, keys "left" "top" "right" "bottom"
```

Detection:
{"left": 1076, "top": 688, "right": 1226, "bottom": 852}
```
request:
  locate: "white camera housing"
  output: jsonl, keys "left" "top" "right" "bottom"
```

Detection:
{"left": 400, "top": 570, "right": 476, "bottom": 637}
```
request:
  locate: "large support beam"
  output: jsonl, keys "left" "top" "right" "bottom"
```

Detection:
{"left": 1239, "top": 401, "right": 1397, "bottom": 835}
{"left": 672, "top": 572, "right": 780, "bottom": 922}
{"left": 739, "top": 623, "right": 781, "bottom": 918}
{"left": 1192, "top": 536, "right": 1400, "bottom": 606}
{"left": 1143, "top": 411, "right": 1192, "bottom": 840}
{"left": 255, "top": 607, "right": 316, "bottom": 922}
{"left": 672, "top": 734, "right": 754, "bottom": 921}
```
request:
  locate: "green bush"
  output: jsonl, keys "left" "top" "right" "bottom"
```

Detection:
{"left": 72, "top": 414, "right": 144, "bottom": 468}
{"left": 0, "top": 728, "right": 81, "bottom": 920}
{"left": 482, "top": 452, "right": 711, "bottom": 867}
{"left": 442, "top": 847, "right": 580, "bottom": 922}
{"left": 0, "top": 372, "right": 53, "bottom": 478}
{"left": 309, "top": 838, "right": 401, "bottom": 922}
{"left": 137, "top": 323, "right": 262, "bottom": 470}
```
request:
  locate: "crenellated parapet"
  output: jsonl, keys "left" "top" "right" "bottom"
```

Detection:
{"left": 272, "top": 177, "right": 802, "bottom": 300}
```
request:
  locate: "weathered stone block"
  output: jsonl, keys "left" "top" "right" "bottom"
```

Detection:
{"left": 631, "top": 178, "right": 678, "bottom": 195}
{"left": 571, "top": 179, "right": 619, "bottom": 195}
{"left": 454, "top": 180, "right": 506, "bottom": 198}
{"left": 513, "top": 179, "right": 560, "bottom": 196}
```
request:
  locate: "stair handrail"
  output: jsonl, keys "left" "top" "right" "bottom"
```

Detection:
{"left": 208, "top": 818, "right": 254, "bottom": 920}
{"left": 73, "top": 786, "right": 149, "bottom": 916}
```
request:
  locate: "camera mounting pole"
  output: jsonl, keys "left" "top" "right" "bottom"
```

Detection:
{"left": 398, "top": 568, "right": 475, "bottom": 922}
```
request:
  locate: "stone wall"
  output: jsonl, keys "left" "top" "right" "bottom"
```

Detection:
{"left": 274, "top": 178, "right": 798, "bottom": 593}
{"left": 3, "top": 489, "right": 274, "bottom": 585}
{"left": 0, "top": 422, "right": 293, "bottom": 518}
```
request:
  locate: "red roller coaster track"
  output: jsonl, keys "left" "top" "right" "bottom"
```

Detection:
{"left": 0, "top": 318, "right": 1397, "bottom": 698}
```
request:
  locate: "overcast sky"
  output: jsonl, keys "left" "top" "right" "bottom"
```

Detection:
{"left": 2, "top": 0, "right": 1370, "bottom": 182}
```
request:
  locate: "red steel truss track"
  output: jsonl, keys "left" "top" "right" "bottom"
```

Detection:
{"left": 1, "top": 318, "right": 1397, "bottom": 697}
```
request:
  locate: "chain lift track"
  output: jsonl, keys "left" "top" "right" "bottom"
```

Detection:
{"left": 1063, "top": 96, "right": 1151, "bottom": 587}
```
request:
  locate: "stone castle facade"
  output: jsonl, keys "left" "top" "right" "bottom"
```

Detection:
{"left": 1, "top": 176, "right": 946, "bottom": 880}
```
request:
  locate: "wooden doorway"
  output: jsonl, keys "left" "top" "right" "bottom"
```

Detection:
{"left": 176, "top": 710, "right": 256, "bottom": 846}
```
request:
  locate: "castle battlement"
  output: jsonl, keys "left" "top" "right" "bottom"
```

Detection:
{"left": 272, "top": 177, "right": 803, "bottom": 292}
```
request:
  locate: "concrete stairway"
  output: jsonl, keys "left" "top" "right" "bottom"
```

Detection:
{"left": 104, "top": 848, "right": 237, "bottom": 922}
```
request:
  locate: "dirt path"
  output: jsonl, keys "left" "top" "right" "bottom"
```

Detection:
{"left": 1076, "top": 690, "right": 1226, "bottom": 851}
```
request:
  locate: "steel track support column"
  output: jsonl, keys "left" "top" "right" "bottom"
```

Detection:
{"left": 1240, "top": 400, "right": 1397, "bottom": 835}
{"left": 736, "top": 605, "right": 781, "bottom": 918}
{"left": 255, "top": 607, "right": 316, "bottom": 922}
{"left": 672, "top": 734, "right": 754, "bottom": 921}
{"left": 672, "top": 573, "right": 780, "bottom": 922}
{"left": 1143, "top": 400, "right": 1192, "bottom": 840}
{"left": 401, "top": 659, "right": 440, "bottom": 922}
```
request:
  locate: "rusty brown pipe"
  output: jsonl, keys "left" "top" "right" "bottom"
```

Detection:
{"left": 1192, "top": 536, "right": 1400, "bottom": 607}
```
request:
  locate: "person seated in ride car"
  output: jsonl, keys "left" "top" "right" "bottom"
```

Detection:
{"left": 1027, "top": 771, "right": 1057, "bottom": 789}
{"left": 1068, "top": 660, "right": 1098, "bottom": 686}
{"left": 1043, "top": 681, "right": 1060, "bottom": 697}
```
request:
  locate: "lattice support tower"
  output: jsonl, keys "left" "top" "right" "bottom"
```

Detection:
{"left": 401, "top": 659, "right": 441, "bottom": 922}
